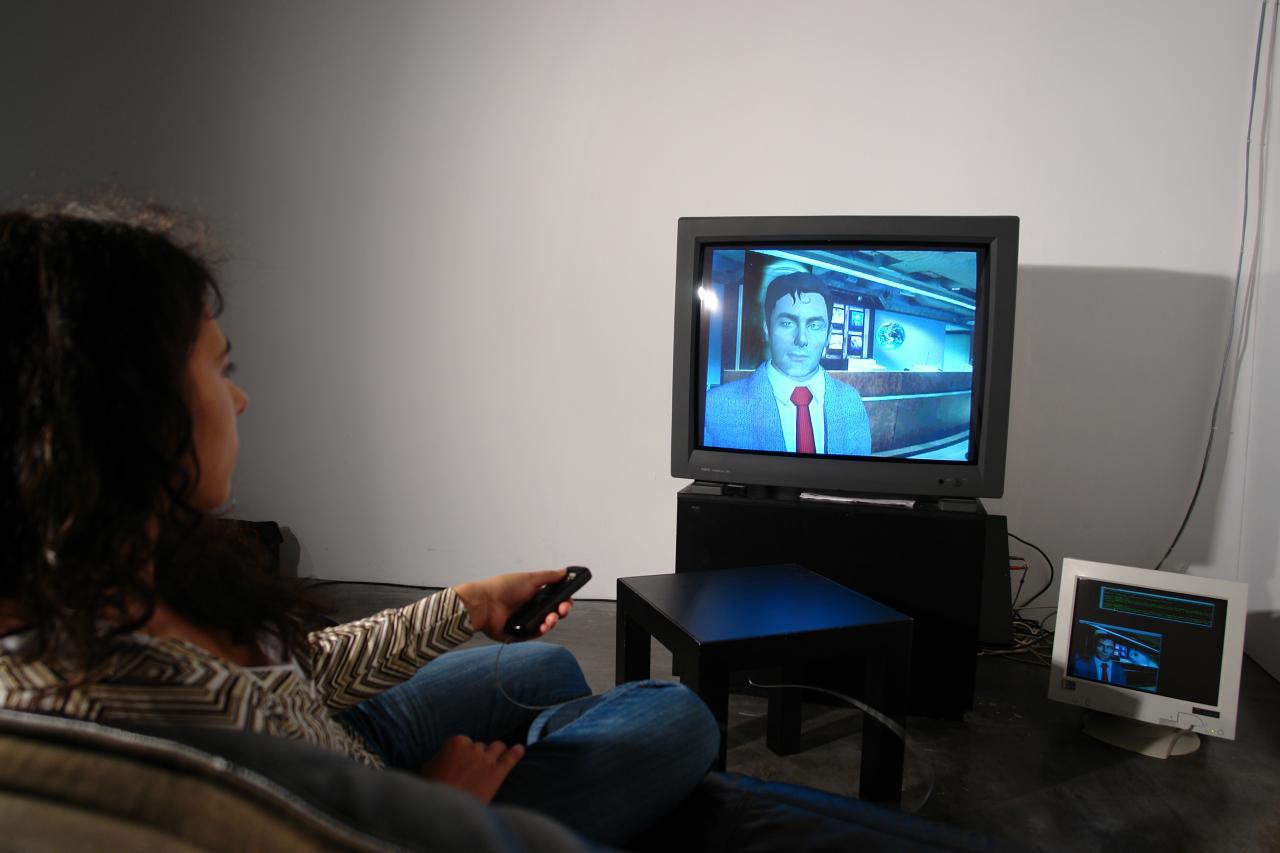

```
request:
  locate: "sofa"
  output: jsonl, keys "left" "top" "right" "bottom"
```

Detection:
{"left": 0, "top": 706, "right": 1030, "bottom": 852}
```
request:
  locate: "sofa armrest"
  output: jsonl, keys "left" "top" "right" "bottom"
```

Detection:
{"left": 0, "top": 710, "right": 589, "bottom": 853}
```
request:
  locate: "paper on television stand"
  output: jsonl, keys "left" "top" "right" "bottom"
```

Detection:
{"left": 800, "top": 492, "right": 917, "bottom": 509}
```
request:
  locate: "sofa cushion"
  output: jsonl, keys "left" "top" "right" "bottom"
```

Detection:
{"left": 630, "top": 771, "right": 1033, "bottom": 853}
{"left": 124, "top": 722, "right": 590, "bottom": 853}
{"left": 0, "top": 716, "right": 379, "bottom": 851}
{"left": 0, "top": 710, "right": 588, "bottom": 853}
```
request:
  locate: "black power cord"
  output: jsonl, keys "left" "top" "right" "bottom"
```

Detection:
{"left": 1008, "top": 531, "right": 1054, "bottom": 609}
{"left": 983, "top": 533, "right": 1057, "bottom": 666}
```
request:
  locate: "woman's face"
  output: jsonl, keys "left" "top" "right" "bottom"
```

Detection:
{"left": 185, "top": 316, "right": 249, "bottom": 510}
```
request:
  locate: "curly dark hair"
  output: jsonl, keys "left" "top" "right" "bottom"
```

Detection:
{"left": 0, "top": 202, "right": 314, "bottom": 671}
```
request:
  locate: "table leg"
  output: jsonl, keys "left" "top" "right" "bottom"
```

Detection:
{"left": 858, "top": 627, "right": 910, "bottom": 804}
{"left": 615, "top": 608, "right": 651, "bottom": 685}
{"left": 680, "top": 655, "right": 729, "bottom": 771}
{"left": 766, "top": 666, "right": 803, "bottom": 756}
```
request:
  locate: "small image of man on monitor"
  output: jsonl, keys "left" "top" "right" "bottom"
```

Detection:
{"left": 1072, "top": 631, "right": 1128, "bottom": 685}
{"left": 703, "top": 272, "right": 871, "bottom": 455}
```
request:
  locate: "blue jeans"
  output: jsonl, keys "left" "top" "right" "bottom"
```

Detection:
{"left": 337, "top": 643, "right": 719, "bottom": 846}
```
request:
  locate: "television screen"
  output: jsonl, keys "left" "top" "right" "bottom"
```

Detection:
{"left": 697, "top": 245, "right": 981, "bottom": 462}
{"left": 671, "top": 216, "right": 1018, "bottom": 499}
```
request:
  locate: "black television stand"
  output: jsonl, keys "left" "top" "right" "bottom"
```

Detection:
{"left": 674, "top": 482, "right": 1012, "bottom": 717}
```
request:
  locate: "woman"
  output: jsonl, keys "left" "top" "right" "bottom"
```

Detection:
{"left": 0, "top": 203, "right": 718, "bottom": 845}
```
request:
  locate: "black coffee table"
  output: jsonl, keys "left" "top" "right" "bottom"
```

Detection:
{"left": 616, "top": 564, "right": 912, "bottom": 803}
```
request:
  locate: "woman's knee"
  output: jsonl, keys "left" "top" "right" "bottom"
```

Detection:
{"left": 609, "top": 680, "right": 719, "bottom": 770}
{"left": 655, "top": 682, "right": 719, "bottom": 766}
{"left": 500, "top": 642, "right": 590, "bottom": 697}
{"left": 501, "top": 681, "right": 717, "bottom": 843}
{"left": 517, "top": 641, "right": 580, "bottom": 670}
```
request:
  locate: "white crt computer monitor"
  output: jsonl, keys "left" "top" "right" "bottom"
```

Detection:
{"left": 1048, "top": 559, "right": 1248, "bottom": 758}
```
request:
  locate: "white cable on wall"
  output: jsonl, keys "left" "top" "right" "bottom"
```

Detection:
{"left": 1156, "top": 0, "right": 1278, "bottom": 572}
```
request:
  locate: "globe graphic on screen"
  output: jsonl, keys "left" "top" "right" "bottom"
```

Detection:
{"left": 876, "top": 321, "right": 906, "bottom": 350}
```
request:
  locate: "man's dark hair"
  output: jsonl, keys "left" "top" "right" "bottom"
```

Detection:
{"left": 0, "top": 202, "right": 317, "bottom": 672}
{"left": 763, "top": 272, "right": 832, "bottom": 323}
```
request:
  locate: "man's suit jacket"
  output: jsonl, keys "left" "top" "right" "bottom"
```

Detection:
{"left": 703, "top": 366, "right": 872, "bottom": 455}
{"left": 1070, "top": 655, "right": 1128, "bottom": 685}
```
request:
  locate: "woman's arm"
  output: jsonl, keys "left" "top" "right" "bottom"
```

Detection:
{"left": 306, "top": 569, "right": 573, "bottom": 711}
{"left": 306, "top": 588, "right": 473, "bottom": 711}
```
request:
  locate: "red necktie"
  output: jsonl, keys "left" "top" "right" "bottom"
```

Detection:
{"left": 791, "top": 386, "right": 815, "bottom": 454}
{"left": 1103, "top": 663, "right": 1109, "bottom": 681}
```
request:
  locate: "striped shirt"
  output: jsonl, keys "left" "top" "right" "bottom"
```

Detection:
{"left": 0, "top": 588, "right": 473, "bottom": 767}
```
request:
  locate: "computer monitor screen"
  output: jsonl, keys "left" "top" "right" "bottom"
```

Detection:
{"left": 1049, "top": 559, "right": 1248, "bottom": 745}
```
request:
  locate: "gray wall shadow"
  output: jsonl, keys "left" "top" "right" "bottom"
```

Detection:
{"left": 987, "top": 265, "right": 1236, "bottom": 607}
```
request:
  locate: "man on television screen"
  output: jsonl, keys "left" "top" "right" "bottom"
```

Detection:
{"left": 1071, "top": 632, "right": 1128, "bottom": 685}
{"left": 703, "top": 272, "right": 871, "bottom": 455}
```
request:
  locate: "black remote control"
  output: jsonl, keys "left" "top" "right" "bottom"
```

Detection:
{"left": 503, "top": 567, "right": 592, "bottom": 638}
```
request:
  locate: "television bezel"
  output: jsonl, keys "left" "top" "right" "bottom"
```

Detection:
{"left": 670, "top": 215, "right": 1019, "bottom": 498}
{"left": 1047, "top": 558, "right": 1249, "bottom": 741}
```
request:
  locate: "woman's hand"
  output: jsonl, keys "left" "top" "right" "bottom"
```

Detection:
{"left": 452, "top": 569, "right": 574, "bottom": 641}
{"left": 421, "top": 735, "right": 524, "bottom": 803}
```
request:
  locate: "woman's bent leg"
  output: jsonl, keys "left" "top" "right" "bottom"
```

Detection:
{"left": 337, "top": 642, "right": 591, "bottom": 770}
{"left": 494, "top": 679, "right": 719, "bottom": 847}
{"left": 338, "top": 645, "right": 718, "bottom": 845}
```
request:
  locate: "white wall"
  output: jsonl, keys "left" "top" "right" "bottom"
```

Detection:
{"left": 3, "top": 1, "right": 1274, "bottom": 655}
{"left": 1193, "top": 0, "right": 1280, "bottom": 675}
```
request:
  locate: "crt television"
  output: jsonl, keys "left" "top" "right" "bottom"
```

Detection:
{"left": 670, "top": 215, "right": 1018, "bottom": 499}
{"left": 1048, "top": 558, "right": 1249, "bottom": 757}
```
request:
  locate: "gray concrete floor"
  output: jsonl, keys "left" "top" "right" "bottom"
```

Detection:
{"left": 311, "top": 581, "right": 1280, "bottom": 852}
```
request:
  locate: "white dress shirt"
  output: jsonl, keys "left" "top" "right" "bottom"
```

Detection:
{"left": 766, "top": 363, "right": 827, "bottom": 453}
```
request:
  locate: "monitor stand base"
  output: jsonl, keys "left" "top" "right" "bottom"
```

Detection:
{"left": 1083, "top": 714, "right": 1200, "bottom": 759}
